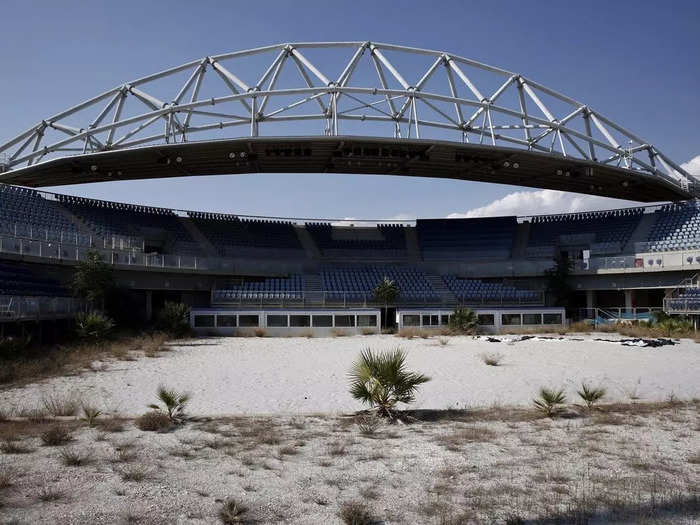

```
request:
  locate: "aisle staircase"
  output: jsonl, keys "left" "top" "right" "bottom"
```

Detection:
{"left": 424, "top": 273, "right": 457, "bottom": 305}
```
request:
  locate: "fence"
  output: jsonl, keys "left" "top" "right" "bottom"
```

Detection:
{"left": 0, "top": 295, "right": 85, "bottom": 321}
{"left": 210, "top": 290, "right": 545, "bottom": 309}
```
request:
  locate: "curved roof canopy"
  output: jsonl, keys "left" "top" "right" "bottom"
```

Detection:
{"left": 0, "top": 42, "right": 695, "bottom": 200}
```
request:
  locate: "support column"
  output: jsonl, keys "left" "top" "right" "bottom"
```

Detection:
{"left": 145, "top": 291, "right": 153, "bottom": 322}
{"left": 624, "top": 289, "right": 634, "bottom": 312}
{"left": 586, "top": 290, "right": 595, "bottom": 311}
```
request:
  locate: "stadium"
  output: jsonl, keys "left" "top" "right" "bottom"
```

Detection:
{"left": 1, "top": 33, "right": 699, "bottom": 525}
{"left": 0, "top": 41, "right": 698, "bottom": 334}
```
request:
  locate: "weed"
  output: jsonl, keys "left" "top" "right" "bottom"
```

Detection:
{"left": 219, "top": 498, "right": 249, "bottom": 523}
{"left": 41, "top": 426, "right": 72, "bottom": 446}
{"left": 59, "top": 446, "right": 93, "bottom": 466}
{"left": 136, "top": 411, "right": 173, "bottom": 432}
{"left": 338, "top": 500, "right": 376, "bottom": 525}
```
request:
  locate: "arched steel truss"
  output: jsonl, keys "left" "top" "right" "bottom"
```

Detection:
{"left": 0, "top": 41, "right": 693, "bottom": 193}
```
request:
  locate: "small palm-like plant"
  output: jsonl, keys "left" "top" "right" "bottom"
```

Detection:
{"left": 80, "top": 404, "right": 102, "bottom": 426}
{"left": 349, "top": 348, "right": 430, "bottom": 418}
{"left": 577, "top": 382, "right": 606, "bottom": 410}
{"left": 533, "top": 387, "right": 567, "bottom": 417}
{"left": 449, "top": 307, "right": 478, "bottom": 335}
{"left": 374, "top": 277, "right": 400, "bottom": 329}
{"left": 219, "top": 498, "right": 249, "bottom": 524}
{"left": 148, "top": 386, "right": 190, "bottom": 422}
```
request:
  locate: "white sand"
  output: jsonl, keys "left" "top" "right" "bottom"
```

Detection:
{"left": 3, "top": 334, "right": 699, "bottom": 416}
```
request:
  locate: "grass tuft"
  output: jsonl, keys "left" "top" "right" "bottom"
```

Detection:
{"left": 338, "top": 500, "right": 376, "bottom": 525}
{"left": 136, "top": 411, "right": 173, "bottom": 432}
{"left": 219, "top": 497, "right": 249, "bottom": 523}
{"left": 40, "top": 426, "right": 72, "bottom": 446}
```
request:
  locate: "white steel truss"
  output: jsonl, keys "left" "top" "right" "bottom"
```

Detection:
{"left": 0, "top": 41, "right": 692, "bottom": 191}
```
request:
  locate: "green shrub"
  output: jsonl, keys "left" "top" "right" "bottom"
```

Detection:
{"left": 577, "top": 382, "right": 606, "bottom": 410}
{"left": 75, "top": 311, "right": 115, "bottom": 340}
{"left": 533, "top": 387, "right": 567, "bottom": 417}
{"left": 156, "top": 302, "right": 190, "bottom": 337}
{"left": 448, "top": 307, "right": 478, "bottom": 335}
{"left": 148, "top": 386, "right": 190, "bottom": 422}
{"left": 349, "top": 347, "right": 430, "bottom": 418}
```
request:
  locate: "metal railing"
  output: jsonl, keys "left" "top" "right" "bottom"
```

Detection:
{"left": 210, "top": 290, "right": 544, "bottom": 308}
{"left": 577, "top": 307, "right": 662, "bottom": 326}
{"left": 0, "top": 295, "right": 85, "bottom": 321}
{"left": 0, "top": 220, "right": 143, "bottom": 252}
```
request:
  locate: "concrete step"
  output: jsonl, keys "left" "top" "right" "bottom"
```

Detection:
{"left": 424, "top": 273, "right": 457, "bottom": 304}
{"left": 404, "top": 227, "right": 422, "bottom": 260}
{"left": 512, "top": 221, "right": 531, "bottom": 258}
{"left": 624, "top": 212, "right": 658, "bottom": 253}
{"left": 295, "top": 226, "right": 321, "bottom": 259}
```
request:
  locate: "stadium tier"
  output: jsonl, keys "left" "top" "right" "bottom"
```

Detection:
{"left": 188, "top": 212, "right": 302, "bottom": 257}
{"left": 646, "top": 201, "right": 700, "bottom": 252}
{"left": 528, "top": 208, "right": 644, "bottom": 254}
{"left": 5, "top": 186, "right": 700, "bottom": 260}
{"left": 416, "top": 217, "right": 516, "bottom": 260}
{"left": 57, "top": 195, "right": 201, "bottom": 255}
{"left": 0, "top": 184, "right": 77, "bottom": 239}
{"left": 443, "top": 276, "right": 541, "bottom": 303}
{"left": 0, "top": 262, "right": 67, "bottom": 297}
{"left": 306, "top": 223, "right": 407, "bottom": 257}
{"left": 320, "top": 265, "right": 438, "bottom": 302}
{"left": 213, "top": 275, "right": 304, "bottom": 302}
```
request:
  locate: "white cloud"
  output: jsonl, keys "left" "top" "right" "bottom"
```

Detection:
{"left": 449, "top": 153, "right": 700, "bottom": 219}
{"left": 681, "top": 155, "right": 700, "bottom": 177}
{"left": 447, "top": 189, "right": 640, "bottom": 219}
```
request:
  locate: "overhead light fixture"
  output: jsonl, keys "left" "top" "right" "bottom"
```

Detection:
{"left": 556, "top": 169, "right": 563, "bottom": 176}
{"left": 90, "top": 165, "right": 98, "bottom": 172}
{"left": 175, "top": 156, "right": 182, "bottom": 163}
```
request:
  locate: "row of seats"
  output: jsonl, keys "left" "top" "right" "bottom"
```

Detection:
{"left": 57, "top": 195, "right": 200, "bottom": 255}
{"left": 443, "top": 275, "right": 540, "bottom": 302}
{"left": 320, "top": 265, "right": 438, "bottom": 301}
{"left": 306, "top": 223, "right": 407, "bottom": 252}
{"left": 416, "top": 217, "right": 516, "bottom": 259}
{"left": 189, "top": 213, "right": 301, "bottom": 256}
{"left": 213, "top": 275, "right": 304, "bottom": 301}
{"left": 8, "top": 182, "right": 700, "bottom": 258}
{"left": 528, "top": 208, "right": 644, "bottom": 248}
{"left": 646, "top": 201, "right": 700, "bottom": 252}
{"left": 0, "top": 185, "right": 77, "bottom": 238}
{"left": 0, "top": 263, "right": 67, "bottom": 297}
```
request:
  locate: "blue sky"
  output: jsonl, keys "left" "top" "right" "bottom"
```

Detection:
{"left": 0, "top": 0, "right": 698, "bottom": 219}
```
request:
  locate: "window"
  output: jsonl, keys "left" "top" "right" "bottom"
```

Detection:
{"left": 523, "top": 313, "right": 542, "bottom": 325}
{"left": 422, "top": 314, "right": 440, "bottom": 326}
{"left": 267, "top": 315, "right": 288, "bottom": 327}
{"left": 357, "top": 314, "right": 377, "bottom": 327}
{"left": 193, "top": 315, "right": 215, "bottom": 328}
{"left": 290, "top": 315, "right": 310, "bottom": 327}
{"left": 335, "top": 315, "right": 356, "bottom": 327}
{"left": 501, "top": 313, "right": 522, "bottom": 325}
{"left": 216, "top": 315, "right": 237, "bottom": 327}
{"left": 543, "top": 313, "right": 563, "bottom": 325}
{"left": 477, "top": 314, "right": 495, "bottom": 326}
{"left": 403, "top": 314, "right": 420, "bottom": 327}
{"left": 312, "top": 315, "right": 333, "bottom": 327}
{"left": 440, "top": 315, "right": 450, "bottom": 325}
{"left": 239, "top": 315, "right": 259, "bottom": 327}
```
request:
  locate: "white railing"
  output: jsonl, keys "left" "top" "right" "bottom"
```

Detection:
{"left": 0, "top": 295, "right": 85, "bottom": 321}
{"left": 210, "top": 290, "right": 544, "bottom": 308}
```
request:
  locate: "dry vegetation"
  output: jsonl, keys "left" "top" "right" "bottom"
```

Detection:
{"left": 0, "top": 399, "right": 697, "bottom": 523}
{"left": 0, "top": 332, "right": 173, "bottom": 387}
